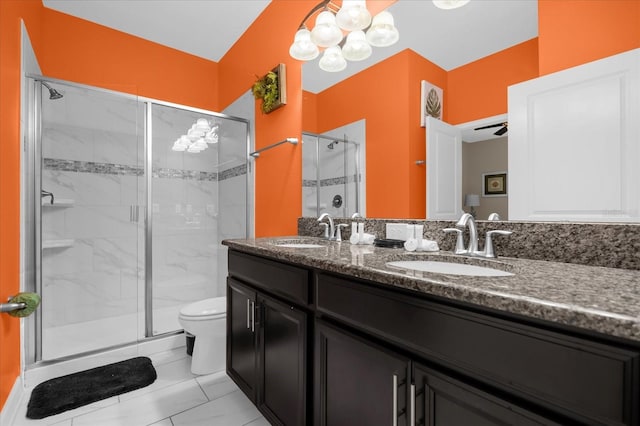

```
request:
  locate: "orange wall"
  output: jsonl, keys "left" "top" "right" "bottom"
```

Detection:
{"left": 538, "top": 0, "right": 640, "bottom": 76}
{"left": 218, "top": 0, "right": 313, "bottom": 237}
{"left": 447, "top": 38, "right": 539, "bottom": 125}
{"left": 0, "top": 0, "right": 44, "bottom": 409}
{"left": 38, "top": 7, "right": 219, "bottom": 110}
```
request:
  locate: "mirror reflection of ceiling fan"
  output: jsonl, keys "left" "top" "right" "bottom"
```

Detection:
{"left": 474, "top": 122, "right": 508, "bottom": 136}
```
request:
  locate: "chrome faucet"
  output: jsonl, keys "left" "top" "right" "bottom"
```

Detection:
{"left": 318, "top": 213, "right": 335, "bottom": 240}
{"left": 443, "top": 213, "right": 513, "bottom": 258}
{"left": 456, "top": 213, "right": 480, "bottom": 254}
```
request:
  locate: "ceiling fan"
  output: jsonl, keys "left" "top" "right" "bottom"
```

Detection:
{"left": 474, "top": 122, "right": 508, "bottom": 136}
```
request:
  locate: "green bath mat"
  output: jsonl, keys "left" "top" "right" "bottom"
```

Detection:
{"left": 26, "top": 356, "right": 157, "bottom": 419}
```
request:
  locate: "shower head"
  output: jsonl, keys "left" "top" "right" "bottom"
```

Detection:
{"left": 327, "top": 140, "right": 339, "bottom": 150}
{"left": 41, "top": 82, "right": 63, "bottom": 100}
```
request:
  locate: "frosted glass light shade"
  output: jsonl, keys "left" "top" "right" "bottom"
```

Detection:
{"left": 289, "top": 28, "right": 320, "bottom": 61}
{"left": 172, "top": 139, "right": 187, "bottom": 151}
{"left": 342, "top": 30, "right": 372, "bottom": 61}
{"left": 366, "top": 11, "right": 399, "bottom": 47}
{"left": 319, "top": 46, "right": 347, "bottom": 72}
{"left": 195, "top": 118, "right": 211, "bottom": 131}
{"left": 336, "top": 0, "right": 371, "bottom": 31}
{"left": 433, "top": 0, "right": 470, "bottom": 10}
{"left": 310, "top": 11, "right": 344, "bottom": 47}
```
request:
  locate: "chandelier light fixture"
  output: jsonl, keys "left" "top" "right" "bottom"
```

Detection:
{"left": 172, "top": 118, "right": 219, "bottom": 153}
{"left": 289, "top": 0, "right": 399, "bottom": 72}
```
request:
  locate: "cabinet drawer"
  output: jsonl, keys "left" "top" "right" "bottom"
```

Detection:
{"left": 316, "top": 272, "right": 639, "bottom": 425}
{"left": 229, "top": 250, "right": 310, "bottom": 305}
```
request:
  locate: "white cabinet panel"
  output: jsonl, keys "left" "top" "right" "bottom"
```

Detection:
{"left": 508, "top": 49, "right": 639, "bottom": 222}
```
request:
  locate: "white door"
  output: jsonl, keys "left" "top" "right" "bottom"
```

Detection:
{"left": 426, "top": 116, "right": 462, "bottom": 219}
{"left": 508, "top": 48, "right": 639, "bottom": 222}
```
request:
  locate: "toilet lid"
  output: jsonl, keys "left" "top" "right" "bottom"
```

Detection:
{"left": 180, "top": 297, "right": 226, "bottom": 317}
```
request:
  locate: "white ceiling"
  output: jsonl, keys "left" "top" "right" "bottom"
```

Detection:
{"left": 42, "top": 0, "right": 538, "bottom": 140}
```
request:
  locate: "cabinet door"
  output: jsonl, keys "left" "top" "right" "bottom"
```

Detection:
{"left": 315, "top": 319, "right": 410, "bottom": 426}
{"left": 413, "top": 363, "right": 559, "bottom": 426}
{"left": 257, "top": 293, "right": 308, "bottom": 426}
{"left": 227, "top": 278, "right": 257, "bottom": 401}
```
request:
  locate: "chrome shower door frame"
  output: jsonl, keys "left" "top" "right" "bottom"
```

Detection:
{"left": 25, "top": 75, "right": 252, "bottom": 365}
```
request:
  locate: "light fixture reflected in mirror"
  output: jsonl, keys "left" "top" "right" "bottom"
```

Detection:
{"left": 289, "top": 0, "right": 399, "bottom": 72}
{"left": 172, "top": 118, "right": 219, "bottom": 153}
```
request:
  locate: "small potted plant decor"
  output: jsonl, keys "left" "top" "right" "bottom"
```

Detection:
{"left": 252, "top": 63, "right": 287, "bottom": 114}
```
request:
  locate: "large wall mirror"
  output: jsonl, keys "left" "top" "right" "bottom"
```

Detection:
{"left": 300, "top": 0, "right": 639, "bottom": 223}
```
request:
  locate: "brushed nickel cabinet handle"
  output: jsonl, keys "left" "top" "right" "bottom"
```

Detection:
{"left": 246, "top": 299, "right": 250, "bottom": 329}
{"left": 392, "top": 374, "right": 398, "bottom": 426}
{"left": 410, "top": 383, "right": 416, "bottom": 426}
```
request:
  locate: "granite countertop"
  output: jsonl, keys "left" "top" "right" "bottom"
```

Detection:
{"left": 222, "top": 236, "right": 640, "bottom": 343}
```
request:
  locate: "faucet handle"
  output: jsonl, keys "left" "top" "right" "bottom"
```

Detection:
{"left": 484, "top": 230, "right": 513, "bottom": 258}
{"left": 319, "top": 223, "right": 330, "bottom": 239}
{"left": 443, "top": 228, "right": 465, "bottom": 254}
{"left": 335, "top": 224, "right": 348, "bottom": 242}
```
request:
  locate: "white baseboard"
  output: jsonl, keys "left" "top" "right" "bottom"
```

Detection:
{"left": 0, "top": 375, "right": 24, "bottom": 426}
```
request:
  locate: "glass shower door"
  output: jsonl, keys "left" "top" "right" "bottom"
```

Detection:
{"left": 37, "top": 80, "right": 144, "bottom": 360}
{"left": 148, "top": 103, "right": 250, "bottom": 336}
{"left": 149, "top": 103, "right": 220, "bottom": 335}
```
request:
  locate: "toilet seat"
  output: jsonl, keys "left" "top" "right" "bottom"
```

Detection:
{"left": 179, "top": 297, "right": 226, "bottom": 319}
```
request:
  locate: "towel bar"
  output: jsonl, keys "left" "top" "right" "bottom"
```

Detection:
{"left": 249, "top": 138, "right": 298, "bottom": 158}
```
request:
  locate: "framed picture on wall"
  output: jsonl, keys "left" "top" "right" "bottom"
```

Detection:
{"left": 483, "top": 171, "right": 507, "bottom": 197}
{"left": 420, "top": 80, "right": 443, "bottom": 126}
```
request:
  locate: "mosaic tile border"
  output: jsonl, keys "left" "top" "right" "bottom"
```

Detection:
{"left": 44, "top": 158, "right": 246, "bottom": 182}
{"left": 303, "top": 174, "right": 360, "bottom": 188}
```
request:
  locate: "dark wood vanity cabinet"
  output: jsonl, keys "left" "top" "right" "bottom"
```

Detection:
{"left": 227, "top": 278, "right": 258, "bottom": 400}
{"left": 315, "top": 271, "right": 640, "bottom": 426}
{"left": 227, "top": 251, "right": 310, "bottom": 426}
{"left": 227, "top": 249, "right": 640, "bottom": 426}
{"left": 315, "top": 320, "right": 410, "bottom": 426}
{"left": 412, "top": 363, "right": 560, "bottom": 426}
{"left": 315, "top": 319, "right": 558, "bottom": 426}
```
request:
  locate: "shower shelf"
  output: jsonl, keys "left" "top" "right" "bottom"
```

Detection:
{"left": 42, "top": 198, "right": 75, "bottom": 207}
{"left": 42, "top": 239, "right": 74, "bottom": 249}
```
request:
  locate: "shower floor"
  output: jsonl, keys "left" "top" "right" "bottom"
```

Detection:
{"left": 42, "top": 305, "right": 181, "bottom": 361}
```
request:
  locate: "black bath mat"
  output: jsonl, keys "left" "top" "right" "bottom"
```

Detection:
{"left": 26, "top": 356, "right": 157, "bottom": 419}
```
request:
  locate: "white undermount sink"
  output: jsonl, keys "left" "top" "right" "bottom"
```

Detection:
{"left": 386, "top": 260, "right": 514, "bottom": 277}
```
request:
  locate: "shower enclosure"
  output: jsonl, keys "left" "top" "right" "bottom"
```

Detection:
{"left": 25, "top": 77, "right": 251, "bottom": 362}
{"left": 302, "top": 127, "right": 364, "bottom": 218}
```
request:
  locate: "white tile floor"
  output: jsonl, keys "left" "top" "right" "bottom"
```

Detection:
{"left": 11, "top": 348, "right": 270, "bottom": 426}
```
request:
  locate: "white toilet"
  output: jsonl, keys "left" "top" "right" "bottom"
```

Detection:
{"left": 178, "top": 297, "right": 226, "bottom": 375}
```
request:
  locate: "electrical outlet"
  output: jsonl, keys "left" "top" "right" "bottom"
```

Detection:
{"left": 386, "top": 223, "right": 409, "bottom": 240}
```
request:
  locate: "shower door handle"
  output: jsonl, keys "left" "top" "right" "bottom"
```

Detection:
{"left": 130, "top": 205, "right": 140, "bottom": 223}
